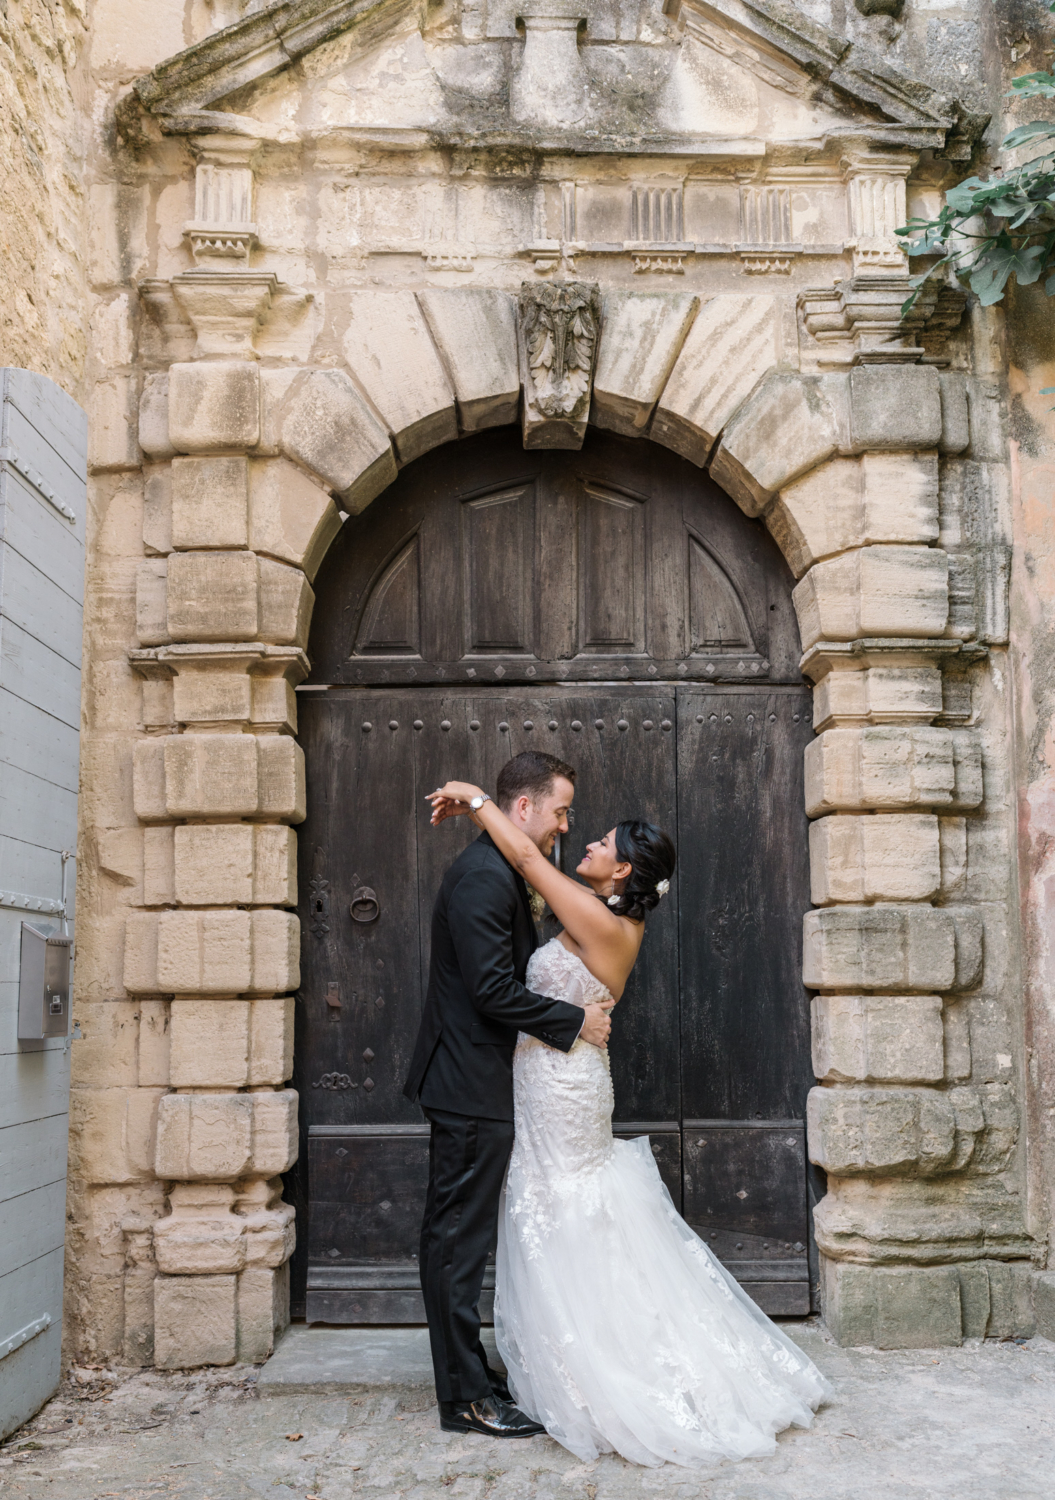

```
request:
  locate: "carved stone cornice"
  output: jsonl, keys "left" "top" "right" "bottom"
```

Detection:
{"left": 518, "top": 280, "right": 601, "bottom": 449}
{"left": 798, "top": 273, "right": 967, "bottom": 367}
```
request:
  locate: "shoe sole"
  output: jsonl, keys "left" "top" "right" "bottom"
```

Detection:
{"left": 439, "top": 1419, "right": 544, "bottom": 1438}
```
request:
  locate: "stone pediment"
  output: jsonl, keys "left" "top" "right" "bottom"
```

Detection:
{"left": 122, "top": 0, "right": 983, "bottom": 160}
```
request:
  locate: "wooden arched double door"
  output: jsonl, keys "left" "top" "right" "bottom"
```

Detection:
{"left": 288, "top": 429, "right": 819, "bottom": 1322}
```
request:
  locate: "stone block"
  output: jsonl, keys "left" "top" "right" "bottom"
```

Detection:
{"left": 344, "top": 291, "right": 458, "bottom": 464}
{"left": 809, "top": 813, "right": 941, "bottom": 903}
{"left": 258, "top": 556, "right": 313, "bottom": 647}
{"left": 153, "top": 1185, "right": 246, "bottom": 1275}
{"left": 939, "top": 816, "right": 968, "bottom": 899}
{"left": 143, "top": 466, "right": 173, "bottom": 555}
{"left": 651, "top": 293, "right": 776, "bottom": 466}
{"left": 938, "top": 373, "right": 970, "bottom": 454}
{"left": 804, "top": 727, "right": 983, "bottom": 815}
{"left": 820, "top": 1259, "right": 963, "bottom": 1348}
{"left": 75, "top": 1002, "right": 140, "bottom": 1088}
{"left": 248, "top": 458, "right": 341, "bottom": 582}
{"left": 124, "top": 908, "right": 300, "bottom": 996}
{"left": 249, "top": 1089, "right": 299, "bottom": 1176}
{"left": 592, "top": 290, "right": 699, "bottom": 437}
{"left": 139, "top": 374, "right": 175, "bottom": 459}
{"left": 167, "top": 550, "right": 258, "bottom": 641}
{"left": 808, "top": 1084, "right": 958, "bottom": 1175}
{"left": 770, "top": 453, "right": 939, "bottom": 577}
{"left": 138, "top": 1000, "right": 171, "bottom": 1086}
{"left": 279, "top": 368, "right": 397, "bottom": 512}
{"left": 90, "top": 376, "right": 140, "bottom": 471}
{"left": 236, "top": 1178, "right": 297, "bottom": 1268}
{"left": 136, "top": 559, "right": 169, "bottom": 646}
{"left": 154, "top": 1275, "right": 237, "bottom": 1368}
{"left": 792, "top": 546, "right": 949, "bottom": 649}
{"left": 69, "top": 1088, "right": 165, "bottom": 1185}
{"left": 123, "top": 1263, "right": 156, "bottom": 1366}
{"left": 168, "top": 361, "right": 260, "bottom": 453}
{"left": 237, "top": 1264, "right": 289, "bottom": 1362}
{"left": 1033, "top": 1269, "right": 1055, "bottom": 1340}
{"left": 249, "top": 997, "right": 295, "bottom": 1085}
{"left": 811, "top": 666, "right": 943, "bottom": 731}
{"left": 848, "top": 365, "right": 942, "bottom": 452}
{"left": 710, "top": 370, "right": 845, "bottom": 517}
{"left": 803, "top": 903, "right": 983, "bottom": 993}
{"left": 811, "top": 995, "right": 945, "bottom": 1083}
{"left": 169, "top": 999, "right": 251, "bottom": 1088}
{"left": 417, "top": 287, "right": 519, "bottom": 432}
{"left": 170, "top": 456, "right": 249, "bottom": 550}
{"left": 155, "top": 1093, "right": 254, "bottom": 1180}
{"left": 982, "top": 1261, "right": 1036, "bottom": 1339}
{"left": 173, "top": 823, "right": 296, "bottom": 906}
{"left": 141, "top": 825, "right": 174, "bottom": 906}
{"left": 133, "top": 733, "right": 305, "bottom": 824}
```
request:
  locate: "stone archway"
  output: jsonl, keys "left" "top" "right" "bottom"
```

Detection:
{"left": 112, "top": 285, "right": 1010, "bottom": 1367}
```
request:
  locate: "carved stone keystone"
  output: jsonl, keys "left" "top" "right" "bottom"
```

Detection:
{"left": 518, "top": 280, "right": 601, "bottom": 449}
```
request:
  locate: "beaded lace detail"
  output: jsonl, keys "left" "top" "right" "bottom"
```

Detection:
{"left": 494, "top": 937, "right": 831, "bottom": 1469}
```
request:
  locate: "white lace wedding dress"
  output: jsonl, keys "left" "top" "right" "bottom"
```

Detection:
{"left": 494, "top": 937, "right": 831, "bottom": 1469}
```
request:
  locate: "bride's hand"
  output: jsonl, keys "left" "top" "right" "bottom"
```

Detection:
{"left": 426, "top": 781, "right": 486, "bottom": 827}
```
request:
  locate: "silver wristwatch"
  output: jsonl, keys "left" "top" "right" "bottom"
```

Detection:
{"left": 469, "top": 794, "right": 491, "bottom": 811}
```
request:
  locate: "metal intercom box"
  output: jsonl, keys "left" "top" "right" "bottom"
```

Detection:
{"left": 18, "top": 923, "right": 72, "bottom": 1041}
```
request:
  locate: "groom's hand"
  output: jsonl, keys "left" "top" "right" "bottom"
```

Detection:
{"left": 579, "top": 1003, "right": 612, "bottom": 1050}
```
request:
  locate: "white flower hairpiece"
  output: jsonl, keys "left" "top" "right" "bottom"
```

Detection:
{"left": 655, "top": 879, "right": 670, "bottom": 897}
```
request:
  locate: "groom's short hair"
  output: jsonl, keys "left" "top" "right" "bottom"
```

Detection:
{"left": 496, "top": 752, "right": 576, "bottom": 812}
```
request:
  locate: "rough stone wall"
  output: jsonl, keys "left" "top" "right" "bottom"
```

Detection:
{"left": 62, "top": 0, "right": 1055, "bottom": 1363}
{"left": 0, "top": 0, "right": 90, "bottom": 396}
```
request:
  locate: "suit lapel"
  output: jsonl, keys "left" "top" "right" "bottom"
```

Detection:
{"left": 477, "top": 830, "right": 540, "bottom": 950}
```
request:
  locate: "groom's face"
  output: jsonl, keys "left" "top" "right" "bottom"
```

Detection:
{"left": 515, "top": 775, "right": 576, "bottom": 857}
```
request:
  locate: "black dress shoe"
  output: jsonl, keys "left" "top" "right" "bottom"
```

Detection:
{"left": 438, "top": 1394, "right": 545, "bottom": 1438}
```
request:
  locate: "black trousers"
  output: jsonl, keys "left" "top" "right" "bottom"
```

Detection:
{"left": 420, "top": 1107, "right": 515, "bottom": 1404}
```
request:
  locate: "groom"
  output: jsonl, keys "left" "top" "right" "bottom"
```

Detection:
{"left": 404, "top": 751, "right": 612, "bottom": 1438}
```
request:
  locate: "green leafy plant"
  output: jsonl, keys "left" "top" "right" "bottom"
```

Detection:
{"left": 897, "top": 46, "right": 1055, "bottom": 311}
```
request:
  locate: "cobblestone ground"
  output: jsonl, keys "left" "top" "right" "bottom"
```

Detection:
{"left": 2, "top": 1323, "right": 1053, "bottom": 1500}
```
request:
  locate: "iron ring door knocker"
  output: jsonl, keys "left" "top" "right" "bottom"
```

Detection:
{"left": 350, "top": 886, "right": 380, "bottom": 923}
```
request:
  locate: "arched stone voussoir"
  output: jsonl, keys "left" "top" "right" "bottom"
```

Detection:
{"left": 417, "top": 286, "right": 520, "bottom": 434}
{"left": 275, "top": 368, "right": 398, "bottom": 516}
{"left": 709, "top": 368, "right": 848, "bottom": 520}
{"left": 343, "top": 291, "right": 458, "bottom": 466}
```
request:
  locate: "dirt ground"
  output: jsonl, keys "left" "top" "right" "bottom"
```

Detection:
{"left": 2, "top": 1321, "right": 1053, "bottom": 1500}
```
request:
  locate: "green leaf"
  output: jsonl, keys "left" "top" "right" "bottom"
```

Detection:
{"left": 1003, "top": 121, "right": 1055, "bottom": 150}
{"left": 969, "top": 237, "right": 1048, "bottom": 303}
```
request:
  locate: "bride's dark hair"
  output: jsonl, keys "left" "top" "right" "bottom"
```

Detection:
{"left": 609, "top": 821, "right": 677, "bottom": 923}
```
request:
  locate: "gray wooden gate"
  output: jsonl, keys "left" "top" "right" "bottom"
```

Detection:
{"left": 0, "top": 370, "right": 87, "bottom": 1440}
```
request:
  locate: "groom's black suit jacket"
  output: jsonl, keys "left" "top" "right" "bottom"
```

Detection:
{"left": 403, "top": 830, "right": 585, "bottom": 1121}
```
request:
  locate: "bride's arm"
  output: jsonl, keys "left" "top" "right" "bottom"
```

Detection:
{"left": 427, "top": 781, "right": 635, "bottom": 962}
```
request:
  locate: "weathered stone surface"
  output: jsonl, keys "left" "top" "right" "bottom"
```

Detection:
{"left": 236, "top": 1178, "right": 297, "bottom": 1269}
{"left": 154, "top": 1274, "right": 237, "bottom": 1368}
{"left": 848, "top": 365, "right": 942, "bottom": 452}
{"left": 343, "top": 291, "right": 457, "bottom": 464}
{"left": 820, "top": 1260, "right": 963, "bottom": 1349}
{"left": 592, "top": 290, "right": 698, "bottom": 437}
{"left": 153, "top": 1185, "right": 246, "bottom": 1275}
{"left": 167, "top": 550, "right": 258, "bottom": 641}
{"left": 651, "top": 293, "right": 776, "bottom": 466}
{"left": 132, "top": 733, "right": 305, "bottom": 823}
{"left": 172, "top": 823, "right": 296, "bottom": 907}
{"left": 89, "top": 375, "right": 140, "bottom": 471}
{"left": 803, "top": 903, "right": 984, "bottom": 992}
{"left": 278, "top": 368, "right": 397, "bottom": 513}
{"left": 710, "top": 370, "right": 845, "bottom": 517}
{"left": 138, "top": 1001, "right": 171, "bottom": 1087}
{"left": 248, "top": 458, "right": 341, "bottom": 581}
{"left": 770, "top": 453, "right": 939, "bottom": 578}
{"left": 938, "top": 373, "right": 970, "bottom": 454}
{"left": 812, "top": 995, "right": 945, "bottom": 1083}
{"left": 258, "top": 556, "right": 313, "bottom": 647}
{"left": 169, "top": 999, "right": 250, "bottom": 1088}
{"left": 417, "top": 287, "right": 519, "bottom": 432}
{"left": 809, "top": 1085, "right": 959, "bottom": 1175}
{"left": 143, "top": 465, "right": 173, "bottom": 554}
{"left": 155, "top": 1093, "right": 253, "bottom": 1180}
{"left": 237, "top": 1264, "right": 289, "bottom": 1362}
{"left": 170, "top": 456, "right": 248, "bottom": 551}
{"left": 135, "top": 559, "right": 169, "bottom": 646}
{"left": 74, "top": 1002, "right": 140, "bottom": 1087}
{"left": 792, "top": 545, "right": 949, "bottom": 649}
{"left": 139, "top": 374, "right": 174, "bottom": 459}
{"left": 249, "top": 997, "right": 295, "bottom": 1085}
{"left": 248, "top": 1090, "right": 299, "bottom": 1177}
{"left": 804, "top": 727, "right": 983, "bottom": 815}
{"left": 68, "top": 1088, "right": 166, "bottom": 1185}
{"left": 811, "top": 666, "right": 943, "bottom": 730}
{"left": 126, "top": 909, "right": 300, "bottom": 996}
{"left": 168, "top": 362, "right": 260, "bottom": 453}
{"left": 1034, "top": 1269, "right": 1055, "bottom": 1340}
{"left": 810, "top": 813, "right": 941, "bottom": 903}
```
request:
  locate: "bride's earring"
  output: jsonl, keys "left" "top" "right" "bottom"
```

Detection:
{"left": 606, "top": 879, "right": 620, "bottom": 907}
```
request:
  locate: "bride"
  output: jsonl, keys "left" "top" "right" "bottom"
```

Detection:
{"left": 427, "top": 779, "right": 831, "bottom": 1470}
